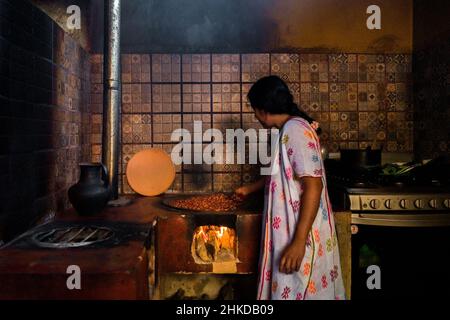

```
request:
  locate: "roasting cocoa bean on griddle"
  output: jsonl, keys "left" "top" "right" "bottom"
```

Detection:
{"left": 170, "top": 193, "right": 242, "bottom": 212}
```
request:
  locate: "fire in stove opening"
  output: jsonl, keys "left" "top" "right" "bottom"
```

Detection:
{"left": 192, "top": 225, "right": 237, "bottom": 263}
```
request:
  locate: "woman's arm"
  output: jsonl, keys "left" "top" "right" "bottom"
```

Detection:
{"left": 279, "top": 176, "right": 323, "bottom": 274}
{"left": 234, "top": 176, "right": 267, "bottom": 197}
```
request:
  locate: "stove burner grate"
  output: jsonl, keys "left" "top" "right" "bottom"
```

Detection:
{"left": 31, "top": 226, "right": 114, "bottom": 248}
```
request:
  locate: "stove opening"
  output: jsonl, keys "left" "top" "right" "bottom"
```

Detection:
{"left": 192, "top": 225, "right": 237, "bottom": 263}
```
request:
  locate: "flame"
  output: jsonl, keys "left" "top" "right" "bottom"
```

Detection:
{"left": 197, "top": 226, "right": 208, "bottom": 241}
{"left": 195, "top": 226, "right": 228, "bottom": 242}
{"left": 217, "top": 226, "right": 225, "bottom": 238}
{"left": 193, "top": 225, "right": 236, "bottom": 263}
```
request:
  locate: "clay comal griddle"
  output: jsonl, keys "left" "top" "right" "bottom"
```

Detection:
{"left": 163, "top": 193, "right": 242, "bottom": 212}
{"left": 162, "top": 192, "right": 262, "bottom": 213}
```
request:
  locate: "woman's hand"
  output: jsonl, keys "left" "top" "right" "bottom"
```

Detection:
{"left": 279, "top": 239, "right": 306, "bottom": 274}
{"left": 234, "top": 177, "right": 267, "bottom": 198}
{"left": 234, "top": 185, "right": 253, "bottom": 198}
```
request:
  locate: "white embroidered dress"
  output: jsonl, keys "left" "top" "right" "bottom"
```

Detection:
{"left": 256, "top": 117, "right": 345, "bottom": 300}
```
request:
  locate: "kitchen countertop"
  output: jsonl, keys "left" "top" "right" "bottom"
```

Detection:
{"left": 55, "top": 195, "right": 171, "bottom": 224}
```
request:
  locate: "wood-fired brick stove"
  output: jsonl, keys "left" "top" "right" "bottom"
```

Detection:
{"left": 149, "top": 193, "right": 263, "bottom": 300}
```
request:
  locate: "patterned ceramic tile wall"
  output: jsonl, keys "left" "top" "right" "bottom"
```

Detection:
{"left": 0, "top": 0, "right": 91, "bottom": 241}
{"left": 90, "top": 52, "right": 413, "bottom": 194}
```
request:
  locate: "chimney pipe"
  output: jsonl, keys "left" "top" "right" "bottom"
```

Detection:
{"left": 102, "top": 0, "right": 121, "bottom": 200}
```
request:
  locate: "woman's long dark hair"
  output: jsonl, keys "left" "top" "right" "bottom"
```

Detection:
{"left": 247, "top": 75, "right": 320, "bottom": 133}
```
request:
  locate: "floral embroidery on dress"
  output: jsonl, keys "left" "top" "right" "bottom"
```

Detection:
{"left": 318, "top": 243, "right": 324, "bottom": 257}
{"left": 281, "top": 134, "right": 289, "bottom": 144}
{"left": 307, "top": 281, "right": 317, "bottom": 295}
{"left": 281, "top": 286, "right": 291, "bottom": 299}
{"left": 285, "top": 167, "right": 293, "bottom": 180}
{"left": 313, "top": 168, "right": 323, "bottom": 176}
{"left": 333, "top": 234, "right": 337, "bottom": 247}
{"left": 303, "top": 263, "right": 311, "bottom": 276}
{"left": 326, "top": 239, "right": 332, "bottom": 252}
{"left": 321, "top": 275, "right": 328, "bottom": 288}
{"left": 272, "top": 281, "right": 278, "bottom": 293}
{"left": 304, "top": 130, "right": 314, "bottom": 139}
{"left": 313, "top": 229, "right": 321, "bottom": 242}
{"left": 307, "top": 141, "right": 316, "bottom": 149}
{"left": 330, "top": 266, "right": 339, "bottom": 282}
{"left": 272, "top": 216, "right": 281, "bottom": 230}
{"left": 296, "top": 292, "right": 303, "bottom": 300}
{"left": 287, "top": 147, "right": 294, "bottom": 156}
{"left": 265, "top": 270, "right": 272, "bottom": 281}
{"left": 289, "top": 199, "right": 300, "bottom": 212}
{"left": 270, "top": 181, "right": 277, "bottom": 193}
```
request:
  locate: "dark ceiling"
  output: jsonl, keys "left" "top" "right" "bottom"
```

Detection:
{"left": 89, "top": 0, "right": 279, "bottom": 53}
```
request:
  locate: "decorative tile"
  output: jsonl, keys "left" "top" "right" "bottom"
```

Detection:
{"left": 271, "top": 53, "right": 300, "bottom": 82}
{"left": 182, "top": 54, "right": 211, "bottom": 82}
{"left": 329, "top": 83, "right": 357, "bottom": 111}
{"left": 288, "top": 82, "right": 300, "bottom": 106}
{"left": 386, "top": 83, "right": 411, "bottom": 111}
{"left": 300, "top": 54, "right": 328, "bottom": 82}
{"left": 212, "top": 83, "right": 241, "bottom": 112}
{"left": 90, "top": 54, "right": 103, "bottom": 84}
{"left": 122, "top": 175, "right": 133, "bottom": 194}
{"left": 182, "top": 114, "right": 211, "bottom": 136}
{"left": 357, "top": 54, "right": 385, "bottom": 82}
{"left": 151, "top": 54, "right": 181, "bottom": 82}
{"left": 121, "top": 114, "right": 152, "bottom": 144}
{"left": 212, "top": 54, "right": 240, "bottom": 82}
{"left": 329, "top": 54, "right": 358, "bottom": 82}
{"left": 300, "top": 83, "right": 329, "bottom": 112}
{"left": 242, "top": 54, "right": 270, "bottom": 82}
{"left": 152, "top": 84, "right": 181, "bottom": 113}
{"left": 212, "top": 144, "right": 244, "bottom": 173}
{"left": 121, "top": 143, "right": 153, "bottom": 175}
{"left": 213, "top": 173, "right": 241, "bottom": 192}
{"left": 386, "top": 112, "right": 413, "bottom": 151}
{"left": 152, "top": 114, "right": 182, "bottom": 143}
{"left": 213, "top": 113, "right": 241, "bottom": 130}
{"left": 183, "top": 173, "right": 212, "bottom": 192}
{"left": 122, "top": 54, "right": 151, "bottom": 83}
{"left": 358, "top": 83, "right": 384, "bottom": 111}
{"left": 183, "top": 144, "right": 212, "bottom": 173}
{"left": 183, "top": 84, "right": 211, "bottom": 112}
{"left": 242, "top": 170, "right": 260, "bottom": 184}
{"left": 242, "top": 113, "right": 263, "bottom": 130}
{"left": 386, "top": 54, "right": 412, "bottom": 83}
{"left": 122, "top": 84, "right": 151, "bottom": 113}
{"left": 167, "top": 173, "right": 183, "bottom": 192}
{"left": 242, "top": 83, "right": 253, "bottom": 112}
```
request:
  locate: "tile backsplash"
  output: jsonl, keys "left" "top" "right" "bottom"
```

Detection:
{"left": 0, "top": 0, "right": 90, "bottom": 241}
{"left": 90, "top": 53, "right": 413, "bottom": 194}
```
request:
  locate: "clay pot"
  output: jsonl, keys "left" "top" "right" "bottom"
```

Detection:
{"left": 68, "top": 163, "right": 111, "bottom": 216}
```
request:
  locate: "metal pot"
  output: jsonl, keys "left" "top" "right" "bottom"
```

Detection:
{"left": 340, "top": 147, "right": 382, "bottom": 167}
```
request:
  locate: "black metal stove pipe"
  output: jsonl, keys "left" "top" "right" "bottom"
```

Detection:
{"left": 102, "top": 0, "right": 121, "bottom": 199}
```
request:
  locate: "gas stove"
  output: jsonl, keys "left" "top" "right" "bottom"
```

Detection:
{"left": 325, "top": 158, "right": 450, "bottom": 213}
{"left": 325, "top": 157, "right": 450, "bottom": 299}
